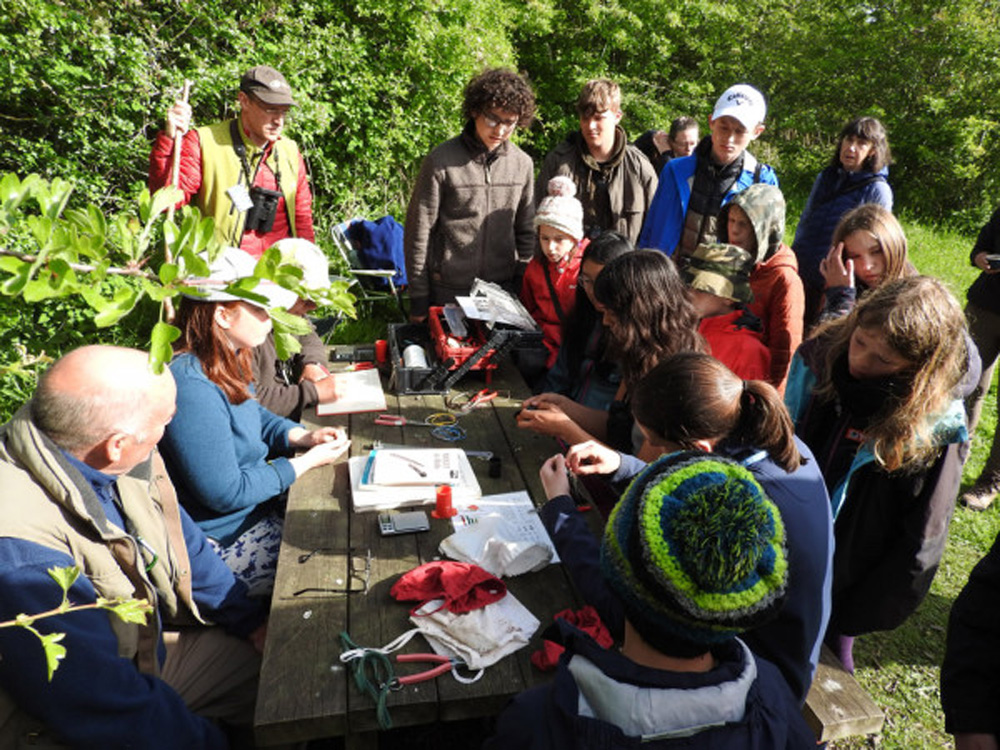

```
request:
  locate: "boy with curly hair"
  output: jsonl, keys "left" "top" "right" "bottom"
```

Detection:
{"left": 405, "top": 68, "right": 537, "bottom": 322}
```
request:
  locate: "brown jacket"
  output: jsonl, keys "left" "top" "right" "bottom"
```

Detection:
{"left": 251, "top": 327, "right": 328, "bottom": 421}
{"left": 535, "top": 127, "right": 657, "bottom": 244}
{"left": 404, "top": 123, "right": 535, "bottom": 317}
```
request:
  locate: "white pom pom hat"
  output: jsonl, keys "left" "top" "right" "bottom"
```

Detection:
{"left": 534, "top": 175, "right": 584, "bottom": 241}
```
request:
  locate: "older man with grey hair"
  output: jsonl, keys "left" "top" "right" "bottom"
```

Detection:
{"left": 0, "top": 345, "right": 266, "bottom": 749}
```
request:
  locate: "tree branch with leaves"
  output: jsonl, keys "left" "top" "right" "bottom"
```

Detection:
{"left": 0, "top": 171, "right": 356, "bottom": 374}
{"left": 0, "top": 566, "right": 154, "bottom": 681}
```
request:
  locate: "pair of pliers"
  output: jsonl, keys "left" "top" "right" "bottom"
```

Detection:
{"left": 389, "top": 653, "right": 462, "bottom": 689}
{"left": 453, "top": 389, "right": 499, "bottom": 413}
{"left": 374, "top": 413, "right": 407, "bottom": 426}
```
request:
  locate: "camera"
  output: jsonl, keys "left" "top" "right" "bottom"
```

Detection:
{"left": 986, "top": 254, "right": 1000, "bottom": 271}
{"left": 244, "top": 186, "right": 282, "bottom": 233}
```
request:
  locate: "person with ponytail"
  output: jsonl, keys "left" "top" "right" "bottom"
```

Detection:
{"left": 536, "top": 351, "right": 833, "bottom": 704}
{"left": 785, "top": 275, "right": 974, "bottom": 673}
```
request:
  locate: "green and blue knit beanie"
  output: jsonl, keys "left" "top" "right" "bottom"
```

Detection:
{"left": 600, "top": 451, "right": 787, "bottom": 655}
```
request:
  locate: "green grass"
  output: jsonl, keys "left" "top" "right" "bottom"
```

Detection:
{"left": 828, "top": 217, "right": 1000, "bottom": 749}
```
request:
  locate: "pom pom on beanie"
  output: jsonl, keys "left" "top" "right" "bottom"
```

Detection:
{"left": 534, "top": 176, "right": 584, "bottom": 241}
{"left": 600, "top": 451, "right": 787, "bottom": 655}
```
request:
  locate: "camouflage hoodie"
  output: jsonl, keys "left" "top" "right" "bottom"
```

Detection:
{"left": 720, "top": 184, "right": 804, "bottom": 392}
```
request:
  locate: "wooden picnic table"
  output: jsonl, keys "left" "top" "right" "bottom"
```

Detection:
{"left": 254, "top": 361, "right": 580, "bottom": 747}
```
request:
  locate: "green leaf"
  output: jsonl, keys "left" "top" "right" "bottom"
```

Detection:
{"left": 93, "top": 287, "right": 140, "bottom": 328}
{"left": 141, "top": 279, "right": 178, "bottom": 303}
{"left": 47, "top": 566, "right": 80, "bottom": 598}
{"left": 159, "top": 262, "right": 178, "bottom": 285}
{"left": 97, "top": 597, "right": 153, "bottom": 625}
{"left": 271, "top": 307, "right": 312, "bottom": 335}
{"left": 273, "top": 329, "right": 303, "bottom": 360}
{"left": 148, "top": 186, "right": 182, "bottom": 221}
{"left": 39, "top": 631, "right": 67, "bottom": 681}
{"left": 194, "top": 216, "right": 216, "bottom": 254}
{"left": 0, "top": 261, "right": 31, "bottom": 296}
{"left": 149, "top": 321, "right": 180, "bottom": 373}
{"left": 80, "top": 287, "right": 111, "bottom": 312}
{"left": 23, "top": 278, "right": 63, "bottom": 302}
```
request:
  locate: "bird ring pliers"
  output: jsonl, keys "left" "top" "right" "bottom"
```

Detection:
{"left": 388, "top": 653, "right": 464, "bottom": 690}
{"left": 448, "top": 388, "right": 499, "bottom": 413}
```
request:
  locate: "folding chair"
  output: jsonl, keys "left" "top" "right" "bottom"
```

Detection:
{"left": 330, "top": 218, "right": 407, "bottom": 319}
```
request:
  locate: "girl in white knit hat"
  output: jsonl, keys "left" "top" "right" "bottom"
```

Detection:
{"left": 518, "top": 176, "right": 589, "bottom": 386}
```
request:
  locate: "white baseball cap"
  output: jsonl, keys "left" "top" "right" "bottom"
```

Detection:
{"left": 183, "top": 247, "right": 297, "bottom": 310}
{"left": 711, "top": 84, "right": 767, "bottom": 130}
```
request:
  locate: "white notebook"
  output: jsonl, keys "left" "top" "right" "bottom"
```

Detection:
{"left": 348, "top": 449, "right": 482, "bottom": 512}
{"left": 315, "top": 368, "right": 387, "bottom": 416}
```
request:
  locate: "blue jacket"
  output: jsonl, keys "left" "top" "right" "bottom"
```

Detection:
{"left": 160, "top": 353, "right": 299, "bottom": 545}
{"left": 0, "top": 413, "right": 264, "bottom": 749}
{"left": 484, "top": 620, "right": 814, "bottom": 749}
{"left": 792, "top": 166, "right": 892, "bottom": 290}
{"left": 543, "top": 441, "right": 832, "bottom": 705}
{"left": 638, "top": 150, "right": 778, "bottom": 255}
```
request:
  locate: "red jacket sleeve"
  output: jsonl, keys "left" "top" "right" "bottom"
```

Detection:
{"left": 148, "top": 130, "right": 202, "bottom": 209}
{"left": 293, "top": 151, "right": 315, "bottom": 242}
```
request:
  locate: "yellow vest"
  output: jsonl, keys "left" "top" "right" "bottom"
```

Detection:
{"left": 195, "top": 118, "right": 302, "bottom": 247}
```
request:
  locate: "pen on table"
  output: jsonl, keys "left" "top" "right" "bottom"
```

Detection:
{"left": 389, "top": 452, "right": 428, "bottom": 477}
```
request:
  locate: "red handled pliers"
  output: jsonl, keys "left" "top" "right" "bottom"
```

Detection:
{"left": 451, "top": 388, "right": 498, "bottom": 413}
{"left": 374, "top": 413, "right": 407, "bottom": 426}
{"left": 389, "top": 653, "right": 462, "bottom": 689}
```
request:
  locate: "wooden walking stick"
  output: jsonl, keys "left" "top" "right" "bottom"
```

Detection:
{"left": 162, "top": 79, "right": 191, "bottom": 323}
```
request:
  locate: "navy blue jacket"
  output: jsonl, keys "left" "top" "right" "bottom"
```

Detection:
{"left": 484, "top": 620, "right": 814, "bottom": 749}
{"left": 0, "top": 458, "right": 264, "bottom": 749}
{"left": 792, "top": 165, "right": 892, "bottom": 290}
{"left": 539, "top": 440, "right": 833, "bottom": 705}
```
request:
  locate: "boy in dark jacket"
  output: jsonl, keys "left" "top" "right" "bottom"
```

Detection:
{"left": 404, "top": 68, "right": 536, "bottom": 322}
{"left": 535, "top": 79, "right": 657, "bottom": 244}
{"left": 484, "top": 451, "right": 813, "bottom": 750}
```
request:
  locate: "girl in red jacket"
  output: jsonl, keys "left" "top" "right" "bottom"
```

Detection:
{"left": 519, "top": 176, "right": 588, "bottom": 383}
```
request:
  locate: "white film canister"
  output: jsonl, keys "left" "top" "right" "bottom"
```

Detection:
{"left": 402, "top": 344, "right": 428, "bottom": 369}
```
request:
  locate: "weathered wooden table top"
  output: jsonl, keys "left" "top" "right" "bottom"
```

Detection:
{"left": 254, "top": 362, "right": 579, "bottom": 746}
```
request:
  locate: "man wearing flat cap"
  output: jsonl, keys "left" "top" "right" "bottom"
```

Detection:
{"left": 149, "top": 65, "right": 315, "bottom": 258}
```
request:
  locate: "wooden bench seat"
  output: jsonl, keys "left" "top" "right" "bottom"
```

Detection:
{"left": 804, "top": 644, "right": 885, "bottom": 742}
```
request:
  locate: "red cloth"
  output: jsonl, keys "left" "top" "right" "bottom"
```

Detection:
{"left": 699, "top": 309, "right": 772, "bottom": 382}
{"left": 390, "top": 561, "right": 506, "bottom": 615}
{"left": 530, "top": 605, "right": 613, "bottom": 671}
{"left": 519, "top": 239, "right": 587, "bottom": 368}
{"left": 148, "top": 128, "right": 315, "bottom": 258}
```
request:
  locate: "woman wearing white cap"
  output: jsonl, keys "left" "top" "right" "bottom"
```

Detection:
{"left": 159, "top": 247, "right": 349, "bottom": 596}
{"left": 251, "top": 238, "right": 343, "bottom": 420}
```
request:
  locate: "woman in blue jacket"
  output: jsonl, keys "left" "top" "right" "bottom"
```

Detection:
{"left": 160, "top": 249, "right": 349, "bottom": 596}
{"left": 793, "top": 117, "right": 893, "bottom": 327}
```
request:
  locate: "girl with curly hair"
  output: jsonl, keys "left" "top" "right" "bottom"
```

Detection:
{"left": 404, "top": 67, "right": 537, "bottom": 322}
{"left": 517, "top": 251, "right": 703, "bottom": 453}
{"left": 785, "top": 275, "right": 974, "bottom": 672}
